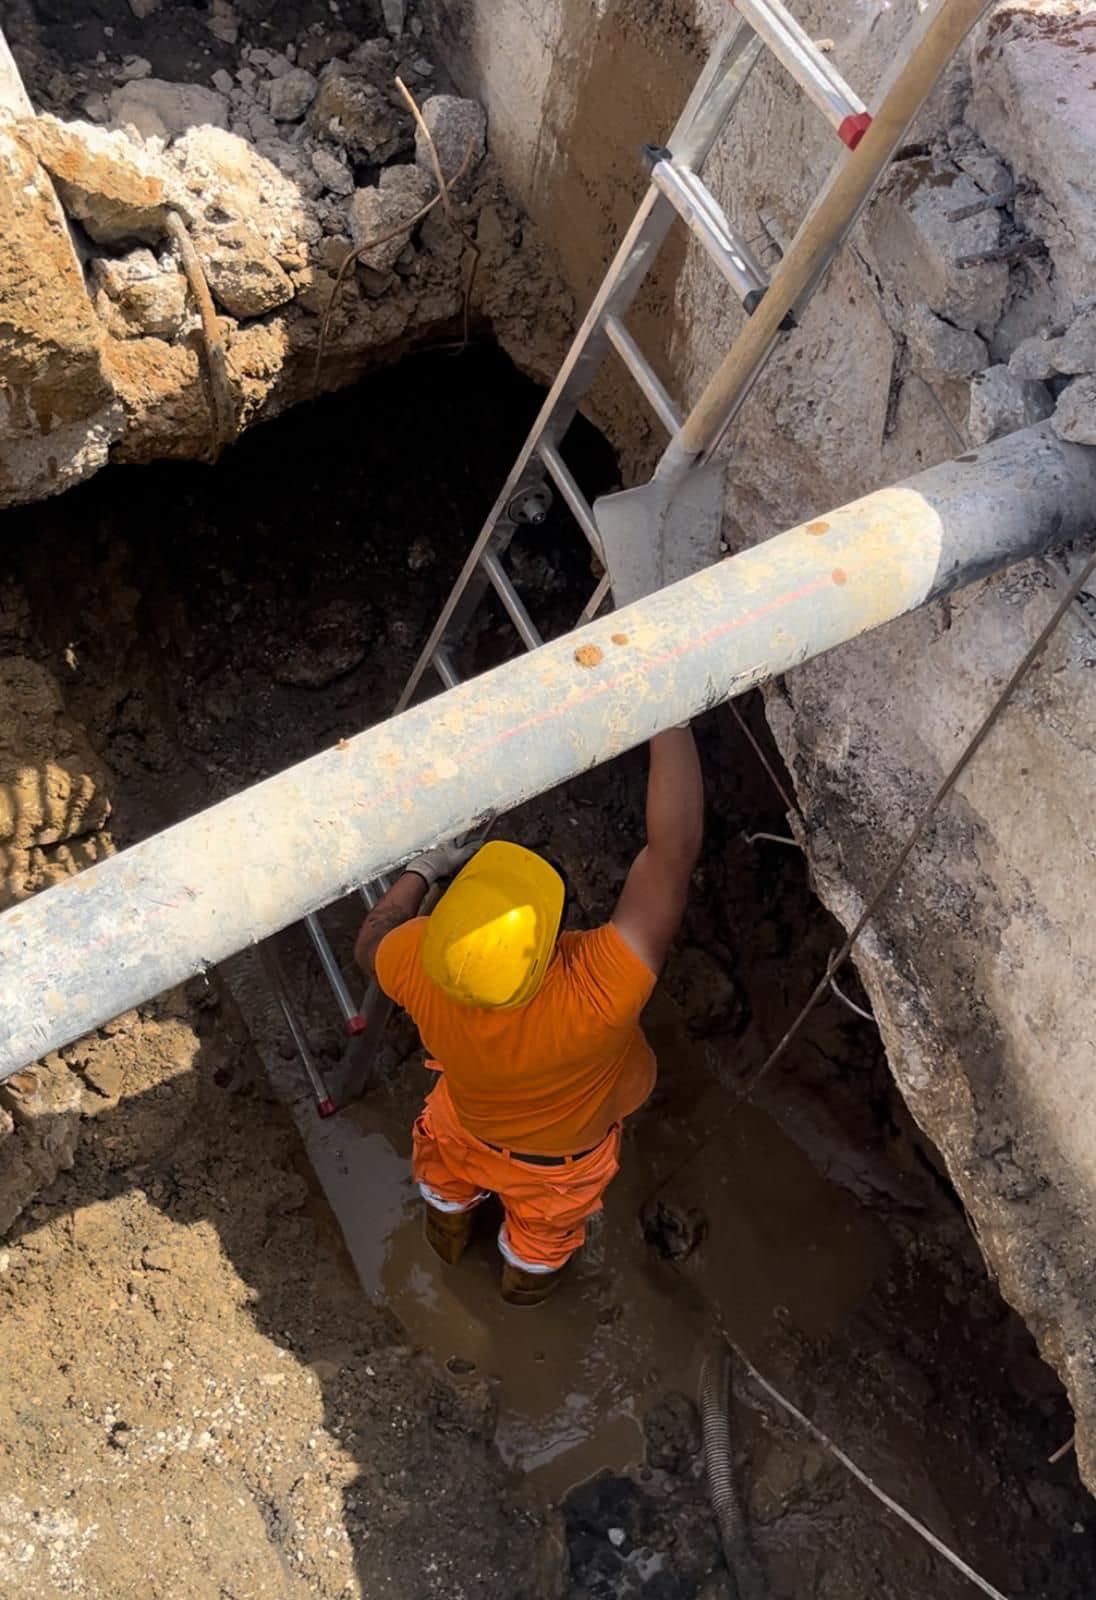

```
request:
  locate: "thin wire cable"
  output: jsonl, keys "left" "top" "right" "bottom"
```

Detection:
{"left": 722, "top": 1335, "right": 1014, "bottom": 1600}
{"left": 740, "top": 542, "right": 1096, "bottom": 1100}
{"left": 828, "top": 969, "right": 874, "bottom": 1023}
{"left": 727, "top": 698, "right": 797, "bottom": 815}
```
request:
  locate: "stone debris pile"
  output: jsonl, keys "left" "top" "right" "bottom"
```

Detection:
{"left": 0, "top": 7, "right": 567, "bottom": 510}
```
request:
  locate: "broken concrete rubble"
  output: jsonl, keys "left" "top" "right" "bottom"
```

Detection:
{"left": 0, "top": 26, "right": 565, "bottom": 511}
{"left": 1008, "top": 332, "right": 1062, "bottom": 382}
{"left": 905, "top": 301, "right": 986, "bottom": 382}
{"left": 414, "top": 92, "right": 486, "bottom": 189}
{"left": 207, "top": 0, "right": 240, "bottom": 47}
{"left": 90, "top": 247, "right": 189, "bottom": 339}
{"left": 194, "top": 219, "right": 295, "bottom": 317}
{"left": 1050, "top": 376, "right": 1096, "bottom": 447}
{"left": 967, "top": 363, "right": 1053, "bottom": 445}
{"left": 1054, "top": 310, "right": 1096, "bottom": 378}
{"left": 971, "top": 3, "right": 1096, "bottom": 305}
{"left": 0, "top": 117, "right": 116, "bottom": 506}
{"left": 267, "top": 66, "right": 318, "bottom": 123}
{"left": 109, "top": 77, "right": 230, "bottom": 141}
{"left": 349, "top": 163, "right": 435, "bottom": 268}
{"left": 307, "top": 63, "right": 410, "bottom": 163}
{"left": 310, "top": 145, "right": 354, "bottom": 197}
{"left": 24, "top": 113, "right": 178, "bottom": 244}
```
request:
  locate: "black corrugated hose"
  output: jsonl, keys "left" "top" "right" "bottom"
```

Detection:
{"left": 699, "top": 1345, "right": 768, "bottom": 1600}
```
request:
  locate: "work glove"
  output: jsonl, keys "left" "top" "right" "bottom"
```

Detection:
{"left": 404, "top": 825, "right": 488, "bottom": 889}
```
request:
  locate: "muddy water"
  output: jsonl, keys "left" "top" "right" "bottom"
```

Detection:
{"left": 329, "top": 993, "right": 892, "bottom": 1500}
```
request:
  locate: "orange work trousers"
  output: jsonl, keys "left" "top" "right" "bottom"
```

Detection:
{"left": 411, "top": 1075, "right": 621, "bottom": 1271}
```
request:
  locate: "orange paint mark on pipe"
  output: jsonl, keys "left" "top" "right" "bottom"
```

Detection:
{"left": 574, "top": 644, "right": 604, "bottom": 668}
{"left": 832, "top": 568, "right": 848, "bottom": 586}
{"left": 806, "top": 520, "right": 829, "bottom": 535}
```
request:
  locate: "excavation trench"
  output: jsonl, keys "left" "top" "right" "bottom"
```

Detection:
{"left": 1, "top": 345, "right": 1092, "bottom": 1599}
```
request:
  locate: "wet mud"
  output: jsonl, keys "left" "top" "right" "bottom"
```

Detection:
{"left": 2, "top": 344, "right": 1094, "bottom": 1598}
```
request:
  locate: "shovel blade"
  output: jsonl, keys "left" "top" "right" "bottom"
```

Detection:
{"left": 594, "top": 460, "right": 725, "bottom": 609}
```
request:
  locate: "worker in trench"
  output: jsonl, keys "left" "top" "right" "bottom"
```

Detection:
{"left": 354, "top": 725, "right": 703, "bottom": 1307}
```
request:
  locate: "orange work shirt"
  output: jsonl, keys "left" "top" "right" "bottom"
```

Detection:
{"left": 375, "top": 919, "right": 657, "bottom": 1155}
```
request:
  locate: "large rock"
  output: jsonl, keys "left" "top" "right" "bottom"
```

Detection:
{"left": 22, "top": 114, "right": 177, "bottom": 245}
{"left": 0, "top": 119, "right": 119, "bottom": 507}
{"left": 1054, "top": 309, "right": 1096, "bottom": 377}
{"left": 267, "top": 67, "right": 318, "bottom": 123}
{"left": 348, "top": 163, "right": 434, "bottom": 269}
{"left": 972, "top": 2, "right": 1096, "bottom": 303}
{"left": 307, "top": 66, "right": 410, "bottom": 163}
{"left": 967, "top": 364, "right": 1053, "bottom": 444}
{"left": 90, "top": 247, "right": 188, "bottom": 339}
{"left": 169, "top": 127, "right": 305, "bottom": 315}
{"left": 414, "top": 94, "right": 487, "bottom": 190}
{"left": 109, "top": 78, "right": 230, "bottom": 142}
{"left": 206, "top": 0, "right": 239, "bottom": 44}
{"left": 188, "top": 220, "right": 292, "bottom": 317}
{"left": 905, "top": 301, "right": 987, "bottom": 382}
{"left": 1051, "top": 376, "right": 1096, "bottom": 446}
{"left": 1008, "top": 333, "right": 1063, "bottom": 382}
{"left": 310, "top": 146, "right": 354, "bottom": 197}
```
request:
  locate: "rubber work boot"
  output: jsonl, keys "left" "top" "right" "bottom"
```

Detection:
{"left": 424, "top": 1204, "right": 475, "bottom": 1266}
{"left": 500, "top": 1261, "right": 566, "bottom": 1307}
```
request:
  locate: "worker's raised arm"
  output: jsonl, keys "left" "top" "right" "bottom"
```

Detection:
{"left": 611, "top": 726, "right": 703, "bottom": 976}
{"left": 354, "top": 872, "right": 429, "bottom": 981}
{"left": 353, "top": 836, "right": 481, "bottom": 980}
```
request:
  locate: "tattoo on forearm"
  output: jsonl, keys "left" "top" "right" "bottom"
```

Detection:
{"left": 358, "top": 903, "right": 412, "bottom": 976}
{"left": 366, "top": 905, "right": 412, "bottom": 941}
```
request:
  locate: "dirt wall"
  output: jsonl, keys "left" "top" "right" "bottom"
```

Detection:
{"left": 421, "top": 0, "right": 1096, "bottom": 1490}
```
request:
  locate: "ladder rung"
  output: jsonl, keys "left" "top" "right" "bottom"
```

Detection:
{"left": 358, "top": 871, "right": 392, "bottom": 910}
{"left": 604, "top": 314, "right": 683, "bottom": 435}
{"left": 536, "top": 441, "right": 604, "bottom": 558}
{"left": 480, "top": 549, "right": 544, "bottom": 651}
{"left": 431, "top": 645, "right": 461, "bottom": 689}
{"left": 731, "top": 0, "right": 871, "bottom": 148}
{"left": 304, "top": 912, "right": 365, "bottom": 1035}
{"left": 648, "top": 157, "right": 769, "bottom": 311}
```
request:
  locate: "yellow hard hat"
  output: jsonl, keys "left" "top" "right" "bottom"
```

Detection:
{"left": 422, "top": 840, "right": 565, "bottom": 1009}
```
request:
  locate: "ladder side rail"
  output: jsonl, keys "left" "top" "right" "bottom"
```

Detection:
{"left": 656, "top": 0, "right": 993, "bottom": 478}
{"left": 393, "top": 22, "right": 764, "bottom": 713}
{"left": 304, "top": 912, "right": 365, "bottom": 1035}
{"left": 393, "top": 186, "right": 670, "bottom": 711}
{"left": 731, "top": 0, "right": 868, "bottom": 139}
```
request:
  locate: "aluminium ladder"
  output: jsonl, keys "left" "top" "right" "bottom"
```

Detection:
{"left": 277, "top": 0, "right": 957, "bottom": 1110}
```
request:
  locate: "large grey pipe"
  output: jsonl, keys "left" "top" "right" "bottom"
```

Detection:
{"left": 1, "top": 423, "right": 1093, "bottom": 1078}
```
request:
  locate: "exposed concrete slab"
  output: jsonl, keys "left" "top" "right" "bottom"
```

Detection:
{"left": 971, "top": 0, "right": 1096, "bottom": 303}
